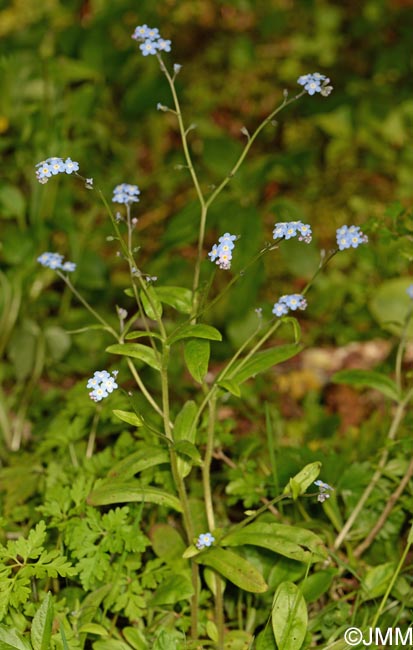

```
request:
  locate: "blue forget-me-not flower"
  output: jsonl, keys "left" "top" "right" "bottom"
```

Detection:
{"left": 87, "top": 370, "right": 119, "bottom": 402}
{"left": 297, "top": 73, "right": 333, "bottom": 97}
{"left": 37, "top": 252, "right": 76, "bottom": 272}
{"left": 314, "top": 479, "right": 334, "bottom": 503}
{"left": 208, "top": 233, "right": 237, "bottom": 270}
{"left": 273, "top": 221, "right": 312, "bottom": 243}
{"left": 35, "top": 157, "right": 80, "bottom": 184}
{"left": 132, "top": 25, "right": 172, "bottom": 56}
{"left": 272, "top": 294, "right": 307, "bottom": 317}
{"left": 196, "top": 532, "right": 215, "bottom": 550}
{"left": 112, "top": 184, "right": 141, "bottom": 205}
{"left": 336, "top": 225, "right": 368, "bottom": 251}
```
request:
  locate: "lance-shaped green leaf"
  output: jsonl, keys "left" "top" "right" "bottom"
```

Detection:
{"left": 272, "top": 581, "right": 307, "bottom": 650}
{"left": 229, "top": 344, "right": 302, "bottom": 384}
{"left": 283, "top": 461, "right": 321, "bottom": 500}
{"left": 31, "top": 592, "right": 54, "bottom": 650}
{"left": 174, "top": 401, "right": 198, "bottom": 478}
{"left": 140, "top": 286, "right": 163, "bottom": 320}
{"left": 87, "top": 481, "right": 182, "bottom": 512}
{"left": 184, "top": 339, "right": 210, "bottom": 383}
{"left": 221, "top": 521, "right": 327, "bottom": 563}
{"left": 112, "top": 410, "right": 143, "bottom": 427}
{"left": 195, "top": 548, "right": 267, "bottom": 593}
{"left": 169, "top": 323, "right": 222, "bottom": 345}
{"left": 216, "top": 379, "right": 241, "bottom": 397}
{"left": 106, "top": 343, "right": 160, "bottom": 370}
{"left": 153, "top": 286, "right": 193, "bottom": 314}
{"left": 332, "top": 369, "right": 400, "bottom": 402}
{"left": 0, "top": 627, "right": 32, "bottom": 650}
{"left": 108, "top": 446, "right": 169, "bottom": 478}
{"left": 124, "top": 330, "right": 162, "bottom": 340}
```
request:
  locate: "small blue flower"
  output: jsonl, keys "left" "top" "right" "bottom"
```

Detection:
{"left": 140, "top": 40, "right": 158, "bottom": 56}
{"left": 49, "top": 158, "right": 66, "bottom": 175}
{"left": 132, "top": 24, "right": 150, "bottom": 40}
{"left": 315, "top": 480, "right": 334, "bottom": 503}
{"left": 297, "top": 73, "right": 332, "bottom": 97}
{"left": 87, "top": 370, "right": 118, "bottom": 402}
{"left": 196, "top": 532, "right": 215, "bottom": 550}
{"left": 273, "top": 221, "right": 312, "bottom": 243}
{"left": 64, "top": 157, "right": 79, "bottom": 174}
{"left": 407, "top": 284, "right": 413, "bottom": 300}
{"left": 157, "top": 38, "right": 171, "bottom": 52}
{"left": 112, "top": 183, "right": 141, "bottom": 204}
{"left": 336, "top": 225, "right": 368, "bottom": 251}
{"left": 273, "top": 222, "right": 288, "bottom": 239}
{"left": 208, "top": 233, "right": 237, "bottom": 270}
{"left": 61, "top": 261, "right": 76, "bottom": 272}
{"left": 272, "top": 294, "right": 307, "bottom": 317}
{"left": 146, "top": 27, "right": 160, "bottom": 41}
{"left": 37, "top": 252, "right": 64, "bottom": 270}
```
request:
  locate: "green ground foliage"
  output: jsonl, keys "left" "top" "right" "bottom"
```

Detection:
{"left": 1, "top": 1, "right": 413, "bottom": 649}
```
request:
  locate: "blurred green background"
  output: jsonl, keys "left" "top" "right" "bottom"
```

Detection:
{"left": 1, "top": 0, "right": 413, "bottom": 422}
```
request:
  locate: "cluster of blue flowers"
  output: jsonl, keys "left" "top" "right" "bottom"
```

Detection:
{"left": 112, "top": 184, "right": 141, "bottom": 205}
{"left": 35, "top": 157, "right": 80, "bottom": 184}
{"left": 273, "top": 221, "right": 312, "bottom": 243}
{"left": 314, "top": 480, "right": 334, "bottom": 503}
{"left": 37, "top": 252, "right": 76, "bottom": 273}
{"left": 196, "top": 532, "right": 215, "bottom": 550}
{"left": 272, "top": 294, "right": 307, "bottom": 317}
{"left": 297, "top": 73, "right": 333, "bottom": 97}
{"left": 208, "top": 233, "right": 237, "bottom": 270}
{"left": 336, "top": 225, "right": 368, "bottom": 251}
{"left": 132, "top": 25, "right": 171, "bottom": 56}
{"left": 87, "top": 370, "right": 119, "bottom": 403}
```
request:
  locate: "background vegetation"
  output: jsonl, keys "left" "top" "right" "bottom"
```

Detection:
{"left": 1, "top": 0, "right": 413, "bottom": 648}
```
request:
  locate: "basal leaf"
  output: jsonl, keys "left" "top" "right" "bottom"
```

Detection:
{"left": 222, "top": 522, "right": 327, "bottom": 563}
{"left": 272, "top": 581, "right": 307, "bottom": 650}
{"left": 109, "top": 447, "right": 169, "bottom": 479}
{"left": 169, "top": 324, "right": 222, "bottom": 345}
{"left": 106, "top": 343, "right": 160, "bottom": 370}
{"left": 195, "top": 548, "right": 267, "bottom": 593}
{"left": 332, "top": 369, "right": 400, "bottom": 402}
{"left": 87, "top": 481, "right": 182, "bottom": 512}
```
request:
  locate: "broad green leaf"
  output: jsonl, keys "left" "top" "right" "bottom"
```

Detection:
{"left": 154, "top": 286, "right": 193, "bottom": 314}
{"left": 169, "top": 323, "right": 222, "bottom": 344}
{"left": 31, "top": 592, "right": 53, "bottom": 650}
{"left": 125, "top": 330, "right": 162, "bottom": 340}
{"left": 123, "top": 627, "right": 148, "bottom": 650}
{"left": 229, "top": 344, "right": 302, "bottom": 384}
{"left": 0, "top": 627, "right": 32, "bottom": 650}
{"left": 195, "top": 548, "right": 267, "bottom": 593}
{"left": 109, "top": 447, "right": 169, "bottom": 478}
{"left": 223, "top": 630, "right": 253, "bottom": 649}
{"left": 87, "top": 481, "right": 182, "bottom": 512}
{"left": 140, "top": 286, "right": 163, "bottom": 320}
{"left": 361, "top": 562, "right": 395, "bottom": 601}
{"left": 300, "top": 569, "right": 336, "bottom": 603}
{"left": 174, "top": 440, "right": 202, "bottom": 465}
{"left": 184, "top": 339, "right": 210, "bottom": 383}
{"left": 150, "top": 574, "right": 193, "bottom": 605}
{"left": 272, "top": 582, "right": 307, "bottom": 650}
{"left": 222, "top": 522, "right": 327, "bottom": 563}
{"left": 151, "top": 524, "right": 186, "bottom": 562}
{"left": 217, "top": 379, "right": 241, "bottom": 397}
{"left": 106, "top": 343, "right": 160, "bottom": 370}
{"left": 112, "top": 410, "right": 143, "bottom": 427}
{"left": 255, "top": 626, "right": 277, "bottom": 650}
{"left": 283, "top": 461, "right": 321, "bottom": 500}
{"left": 332, "top": 369, "right": 400, "bottom": 402}
{"left": 369, "top": 278, "right": 413, "bottom": 337}
{"left": 174, "top": 400, "right": 198, "bottom": 477}
{"left": 93, "top": 641, "right": 132, "bottom": 650}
